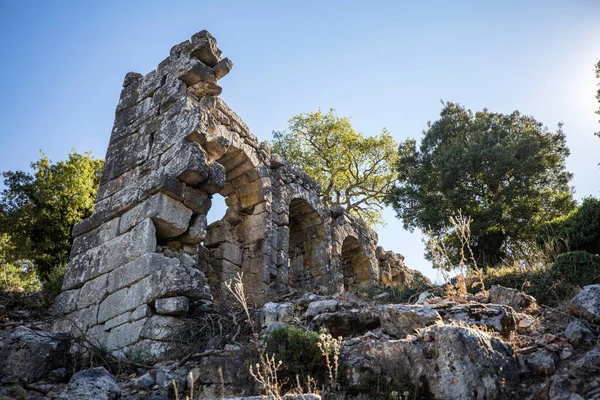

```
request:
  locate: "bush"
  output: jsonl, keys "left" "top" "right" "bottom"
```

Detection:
{"left": 537, "top": 197, "right": 600, "bottom": 255}
{"left": 41, "top": 263, "right": 66, "bottom": 306}
{"left": 483, "top": 251, "right": 600, "bottom": 307}
{"left": 551, "top": 251, "right": 600, "bottom": 291}
{"left": 265, "top": 326, "right": 330, "bottom": 390}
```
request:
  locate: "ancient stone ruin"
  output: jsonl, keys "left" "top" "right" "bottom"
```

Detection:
{"left": 52, "top": 30, "right": 427, "bottom": 359}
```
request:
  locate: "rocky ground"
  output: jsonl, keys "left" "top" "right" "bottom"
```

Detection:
{"left": 1, "top": 284, "right": 600, "bottom": 400}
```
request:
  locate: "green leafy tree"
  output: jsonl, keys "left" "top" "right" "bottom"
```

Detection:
{"left": 0, "top": 233, "right": 39, "bottom": 291}
{"left": 0, "top": 150, "right": 103, "bottom": 281}
{"left": 388, "top": 102, "right": 576, "bottom": 268}
{"left": 271, "top": 109, "right": 398, "bottom": 226}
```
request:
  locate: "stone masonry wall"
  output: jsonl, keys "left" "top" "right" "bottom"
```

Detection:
{"left": 52, "top": 30, "right": 429, "bottom": 359}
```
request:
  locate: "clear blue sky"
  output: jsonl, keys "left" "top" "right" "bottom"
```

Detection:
{"left": 1, "top": 1, "right": 599, "bottom": 282}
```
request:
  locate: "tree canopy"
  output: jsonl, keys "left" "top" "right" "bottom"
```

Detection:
{"left": 387, "top": 102, "right": 576, "bottom": 267}
{"left": 0, "top": 150, "right": 103, "bottom": 280}
{"left": 271, "top": 109, "right": 398, "bottom": 227}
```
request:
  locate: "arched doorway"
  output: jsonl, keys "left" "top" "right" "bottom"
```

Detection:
{"left": 341, "top": 236, "right": 370, "bottom": 291}
{"left": 287, "top": 198, "right": 325, "bottom": 290}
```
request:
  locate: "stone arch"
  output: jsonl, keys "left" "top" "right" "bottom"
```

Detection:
{"left": 199, "top": 107, "right": 271, "bottom": 306}
{"left": 340, "top": 236, "right": 371, "bottom": 291}
{"left": 287, "top": 198, "right": 325, "bottom": 290}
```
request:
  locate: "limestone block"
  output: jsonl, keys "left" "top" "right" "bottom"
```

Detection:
{"left": 306, "top": 300, "right": 338, "bottom": 317}
{"left": 87, "top": 324, "right": 108, "bottom": 349}
{"left": 376, "top": 304, "right": 443, "bottom": 339}
{"left": 104, "top": 312, "right": 131, "bottom": 330}
{"left": 155, "top": 296, "right": 189, "bottom": 316}
{"left": 106, "top": 318, "right": 148, "bottom": 350}
{"left": 569, "top": 285, "right": 600, "bottom": 323}
{"left": 107, "top": 253, "right": 180, "bottom": 294}
{"left": 109, "top": 186, "right": 139, "bottom": 217}
{"left": 183, "top": 186, "right": 210, "bottom": 214}
{"left": 200, "top": 161, "right": 226, "bottom": 194}
{"left": 104, "top": 128, "right": 152, "bottom": 181}
{"left": 119, "top": 193, "right": 193, "bottom": 238}
{"left": 141, "top": 315, "right": 184, "bottom": 340}
{"left": 181, "top": 214, "right": 207, "bottom": 244}
{"left": 53, "top": 304, "right": 98, "bottom": 336}
{"left": 190, "top": 30, "right": 222, "bottom": 67}
{"left": 205, "top": 221, "right": 233, "bottom": 247}
{"left": 188, "top": 81, "right": 222, "bottom": 98}
{"left": 51, "top": 288, "right": 80, "bottom": 316}
{"left": 213, "top": 57, "right": 233, "bottom": 80}
{"left": 62, "top": 219, "right": 157, "bottom": 291}
{"left": 130, "top": 304, "right": 152, "bottom": 322}
{"left": 123, "top": 71, "right": 143, "bottom": 87}
{"left": 77, "top": 273, "right": 109, "bottom": 309}
{"left": 151, "top": 106, "right": 204, "bottom": 158}
{"left": 178, "top": 143, "right": 211, "bottom": 186}
{"left": 138, "top": 169, "right": 186, "bottom": 202}
{"left": 70, "top": 218, "right": 119, "bottom": 257}
{"left": 179, "top": 58, "right": 217, "bottom": 86}
{"left": 98, "top": 263, "right": 207, "bottom": 323}
{"left": 210, "top": 242, "right": 243, "bottom": 266}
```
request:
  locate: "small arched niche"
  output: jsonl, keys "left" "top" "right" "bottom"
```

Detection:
{"left": 287, "top": 198, "right": 325, "bottom": 290}
{"left": 341, "top": 236, "right": 371, "bottom": 291}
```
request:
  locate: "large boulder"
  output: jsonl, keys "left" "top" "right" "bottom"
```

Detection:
{"left": 564, "top": 319, "right": 595, "bottom": 347}
{"left": 343, "top": 324, "right": 519, "bottom": 400}
{"left": 59, "top": 367, "right": 121, "bottom": 400}
{"left": 435, "top": 303, "right": 517, "bottom": 338}
{"left": 488, "top": 285, "right": 536, "bottom": 312}
{"left": 375, "top": 304, "right": 443, "bottom": 338}
{"left": 310, "top": 309, "right": 380, "bottom": 337}
{"left": 569, "top": 285, "right": 600, "bottom": 323}
{"left": 0, "top": 326, "right": 71, "bottom": 382}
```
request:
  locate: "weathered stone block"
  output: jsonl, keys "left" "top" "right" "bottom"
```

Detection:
{"left": 104, "top": 312, "right": 131, "bottom": 331}
{"left": 200, "top": 161, "right": 226, "bottom": 194}
{"left": 130, "top": 304, "right": 152, "bottom": 322}
{"left": 205, "top": 220, "right": 233, "bottom": 247}
{"left": 53, "top": 304, "right": 99, "bottom": 335}
{"left": 62, "top": 219, "right": 157, "bottom": 291}
{"left": 98, "top": 263, "right": 207, "bottom": 323}
{"left": 119, "top": 192, "right": 193, "bottom": 238}
{"left": 181, "top": 214, "right": 207, "bottom": 244}
{"left": 155, "top": 296, "right": 189, "bottom": 315}
{"left": 183, "top": 186, "right": 210, "bottom": 214}
{"left": 107, "top": 252, "right": 179, "bottom": 294}
{"left": 106, "top": 318, "right": 148, "bottom": 350}
{"left": 141, "top": 315, "right": 184, "bottom": 340}
{"left": 213, "top": 57, "right": 233, "bottom": 80}
{"left": 210, "top": 242, "right": 243, "bottom": 266}
{"left": 51, "top": 288, "right": 80, "bottom": 316}
{"left": 77, "top": 273, "right": 109, "bottom": 309}
{"left": 179, "top": 58, "right": 217, "bottom": 86}
{"left": 190, "top": 30, "right": 221, "bottom": 67}
{"left": 70, "top": 218, "right": 119, "bottom": 257}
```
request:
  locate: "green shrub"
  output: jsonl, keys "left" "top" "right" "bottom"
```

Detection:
{"left": 483, "top": 251, "right": 600, "bottom": 307}
{"left": 551, "top": 251, "right": 600, "bottom": 291}
{"left": 265, "top": 326, "right": 329, "bottom": 389}
{"left": 41, "top": 263, "right": 66, "bottom": 306}
{"left": 537, "top": 197, "right": 600, "bottom": 256}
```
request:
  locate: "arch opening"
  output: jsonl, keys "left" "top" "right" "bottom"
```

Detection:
{"left": 341, "top": 236, "right": 370, "bottom": 291}
{"left": 287, "top": 198, "right": 324, "bottom": 290}
{"left": 202, "top": 143, "right": 268, "bottom": 305}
